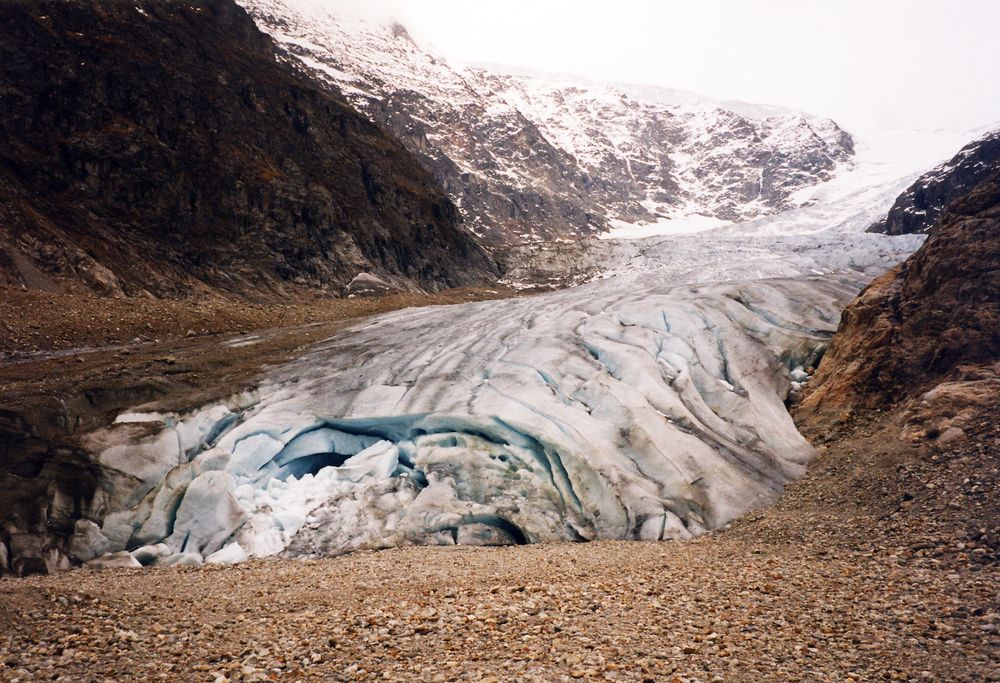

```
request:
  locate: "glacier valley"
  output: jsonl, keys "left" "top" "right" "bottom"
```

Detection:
{"left": 66, "top": 68, "right": 975, "bottom": 567}
{"left": 70, "top": 126, "right": 956, "bottom": 568}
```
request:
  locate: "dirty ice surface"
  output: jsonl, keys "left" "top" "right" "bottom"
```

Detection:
{"left": 83, "top": 275, "right": 877, "bottom": 567}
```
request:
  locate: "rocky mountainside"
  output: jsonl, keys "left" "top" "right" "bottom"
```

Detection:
{"left": 790, "top": 139, "right": 1000, "bottom": 635}
{"left": 0, "top": 0, "right": 497, "bottom": 299}
{"left": 483, "top": 74, "right": 855, "bottom": 228}
{"left": 869, "top": 128, "right": 1000, "bottom": 235}
{"left": 801, "top": 147, "right": 1000, "bottom": 420}
{"left": 240, "top": 0, "right": 855, "bottom": 246}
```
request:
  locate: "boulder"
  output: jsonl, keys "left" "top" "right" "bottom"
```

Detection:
{"left": 154, "top": 552, "right": 204, "bottom": 568}
{"left": 345, "top": 272, "right": 402, "bottom": 297}
{"left": 167, "top": 471, "right": 248, "bottom": 556}
{"left": 100, "top": 511, "right": 137, "bottom": 551}
{"left": 68, "top": 519, "right": 113, "bottom": 563}
{"left": 205, "top": 542, "right": 248, "bottom": 565}
{"left": 130, "top": 543, "right": 172, "bottom": 567}
{"left": 85, "top": 551, "right": 141, "bottom": 570}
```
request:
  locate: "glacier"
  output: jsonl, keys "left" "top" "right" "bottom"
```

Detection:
{"left": 70, "top": 124, "right": 968, "bottom": 567}
{"left": 79, "top": 273, "right": 874, "bottom": 566}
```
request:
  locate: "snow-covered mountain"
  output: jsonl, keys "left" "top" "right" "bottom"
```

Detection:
{"left": 481, "top": 73, "right": 855, "bottom": 231}
{"left": 239, "top": 0, "right": 855, "bottom": 246}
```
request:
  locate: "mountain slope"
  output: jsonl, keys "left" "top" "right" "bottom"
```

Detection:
{"left": 483, "top": 73, "right": 855, "bottom": 228}
{"left": 868, "top": 128, "right": 1000, "bottom": 235}
{"left": 785, "top": 139, "right": 1000, "bottom": 650}
{"left": 801, "top": 146, "right": 1000, "bottom": 418}
{"left": 0, "top": 0, "right": 497, "bottom": 298}
{"left": 239, "top": 0, "right": 855, "bottom": 246}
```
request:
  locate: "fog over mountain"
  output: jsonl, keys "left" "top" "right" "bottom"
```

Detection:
{"left": 320, "top": 0, "right": 1000, "bottom": 134}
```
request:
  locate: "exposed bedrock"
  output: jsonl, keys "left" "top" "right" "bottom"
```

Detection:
{"left": 0, "top": 0, "right": 497, "bottom": 298}
{"left": 802, "top": 164, "right": 1000, "bottom": 419}
{"left": 67, "top": 276, "right": 861, "bottom": 566}
{"left": 868, "top": 128, "right": 1000, "bottom": 236}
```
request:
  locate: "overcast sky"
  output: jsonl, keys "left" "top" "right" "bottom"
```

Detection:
{"left": 317, "top": 0, "right": 1000, "bottom": 135}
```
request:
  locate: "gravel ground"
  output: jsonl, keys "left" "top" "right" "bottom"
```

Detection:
{"left": 0, "top": 285, "right": 522, "bottom": 358}
{"left": 1, "top": 537, "right": 996, "bottom": 682}
{"left": 2, "top": 299, "right": 997, "bottom": 682}
{"left": 2, "top": 402, "right": 997, "bottom": 683}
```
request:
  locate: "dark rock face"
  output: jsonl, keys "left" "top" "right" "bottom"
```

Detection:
{"left": 12, "top": 556, "right": 50, "bottom": 578}
{"left": 869, "top": 129, "right": 1000, "bottom": 235}
{"left": 801, "top": 160, "right": 1000, "bottom": 416}
{"left": 0, "top": 0, "right": 497, "bottom": 298}
{"left": 0, "top": 393, "right": 140, "bottom": 577}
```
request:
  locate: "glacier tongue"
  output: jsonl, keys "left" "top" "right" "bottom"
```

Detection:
{"left": 87, "top": 276, "right": 863, "bottom": 561}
